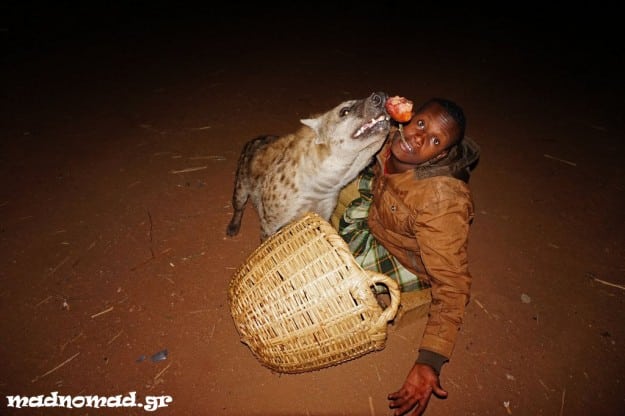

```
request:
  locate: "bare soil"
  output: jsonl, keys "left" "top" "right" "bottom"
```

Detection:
{"left": 2, "top": 5, "right": 624, "bottom": 415}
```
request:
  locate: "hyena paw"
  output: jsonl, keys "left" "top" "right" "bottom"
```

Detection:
{"left": 226, "top": 222, "right": 240, "bottom": 237}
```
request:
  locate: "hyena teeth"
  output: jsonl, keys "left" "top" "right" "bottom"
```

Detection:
{"left": 354, "top": 114, "right": 386, "bottom": 138}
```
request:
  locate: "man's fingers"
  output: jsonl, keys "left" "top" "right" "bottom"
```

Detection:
{"left": 395, "top": 399, "right": 418, "bottom": 416}
{"left": 388, "top": 392, "right": 426, "bottom": 415}
{"left": 388, "top": 392, "right": 416, "bottom": 414}
{"left": 388, "top": 395, "right": 410, "bottom": 410}
{"left": 388, "top": 387, "right": 409, "bottom": 403}
{"left": 411, "top": 396, "right": 431, "bottom": 416}
{"left": 433, "top": 383, "right": 448, "bottom": 398}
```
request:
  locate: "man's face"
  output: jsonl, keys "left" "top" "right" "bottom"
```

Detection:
{"left": 389, "top": 102, "right": 460, "bottom": 166}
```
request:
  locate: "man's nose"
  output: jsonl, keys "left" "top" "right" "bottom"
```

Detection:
{"left": 413, "top": 134, "right": 424, "bottom": 147}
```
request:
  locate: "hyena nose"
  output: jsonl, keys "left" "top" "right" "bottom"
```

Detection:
{"left": 370, "top": 92, "right": 387, "bottom": 107}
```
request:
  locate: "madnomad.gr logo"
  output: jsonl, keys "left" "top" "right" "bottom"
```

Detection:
{"left": 6, "top": 391, "right": 172, "bottom": 412}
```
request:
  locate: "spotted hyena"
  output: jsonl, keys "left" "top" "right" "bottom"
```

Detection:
{"left": 226, "top": 91, "right": 390, "bottom": 241}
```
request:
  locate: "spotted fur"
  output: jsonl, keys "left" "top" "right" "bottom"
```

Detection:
{"left": 226, "top": 92, "right": 390, "bottom": 241}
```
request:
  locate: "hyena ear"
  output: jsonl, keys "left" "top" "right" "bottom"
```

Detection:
{"left": 300, "top": 118, "right": 325, "bottom": 145}
{"left": 300, "top": 118, "right": 319, "bottom": 130}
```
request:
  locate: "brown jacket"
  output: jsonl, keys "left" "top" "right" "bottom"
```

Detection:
{"left": 367, "top": 137, "right": 479, "bottom": 360}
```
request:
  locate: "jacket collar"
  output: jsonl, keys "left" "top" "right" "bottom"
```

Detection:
{"left": 379, "top": 136, "right": 480, "bottom": 182}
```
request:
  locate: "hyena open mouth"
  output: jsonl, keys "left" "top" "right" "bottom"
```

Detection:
{"left": 354, "top": 113, "right": 390, "bottom": 138}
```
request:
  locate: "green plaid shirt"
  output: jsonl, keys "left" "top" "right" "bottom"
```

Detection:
{"left": 338, "top": 166, "right": 430, "bottom": 293}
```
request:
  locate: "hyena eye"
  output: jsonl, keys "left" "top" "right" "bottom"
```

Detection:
{"left": 339, "top": 107, "right": 350, "bottom": 117}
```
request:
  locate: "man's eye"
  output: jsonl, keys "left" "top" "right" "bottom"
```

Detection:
{"left": 432, "top": 137, "right": 440, "bottom": 145}
{"left": 417, "top": 119, "right": 425, "bottom": 128}
{"left": 340, "top": 107, "right": 350, "bottom": 117}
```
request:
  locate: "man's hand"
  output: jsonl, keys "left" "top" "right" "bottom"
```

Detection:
{"left": 387, "top": 363, "right": 448, "bottom": 415}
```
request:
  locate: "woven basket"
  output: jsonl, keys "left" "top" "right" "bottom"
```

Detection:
{"left": 228, "top": 212, "right": 400, "bottom": 374}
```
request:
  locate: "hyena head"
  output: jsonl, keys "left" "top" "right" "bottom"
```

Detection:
{"left": 300, "top": 91, "right": 390, "bottom": 151}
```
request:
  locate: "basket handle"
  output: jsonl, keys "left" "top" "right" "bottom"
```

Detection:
{"left": 365, "top": 271, "right": 401, "bottom": 327}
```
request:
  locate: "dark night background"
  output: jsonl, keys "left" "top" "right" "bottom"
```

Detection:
{"left": 3, "top": 1, "right": 624, "bottom": 122}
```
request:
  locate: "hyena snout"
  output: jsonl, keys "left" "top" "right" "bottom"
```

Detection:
{"left": 369, "top": 91, "right": 388, "bottom": 109}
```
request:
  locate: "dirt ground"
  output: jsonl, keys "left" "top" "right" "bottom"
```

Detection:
{"left": 2, "top": 4, "right": 624, "bottom": 416}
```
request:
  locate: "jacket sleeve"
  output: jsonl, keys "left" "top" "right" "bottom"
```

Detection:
{"left": 413, "top": 186, "right": 473, "bottom": 360}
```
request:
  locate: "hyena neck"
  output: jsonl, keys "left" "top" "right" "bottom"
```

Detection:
{"left": 304, "top": 145, "right": 376, "bottom": 191}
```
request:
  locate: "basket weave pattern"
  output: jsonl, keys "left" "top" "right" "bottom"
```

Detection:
{"left": 228, "top": 212, "right": 400, "bottom": 374}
